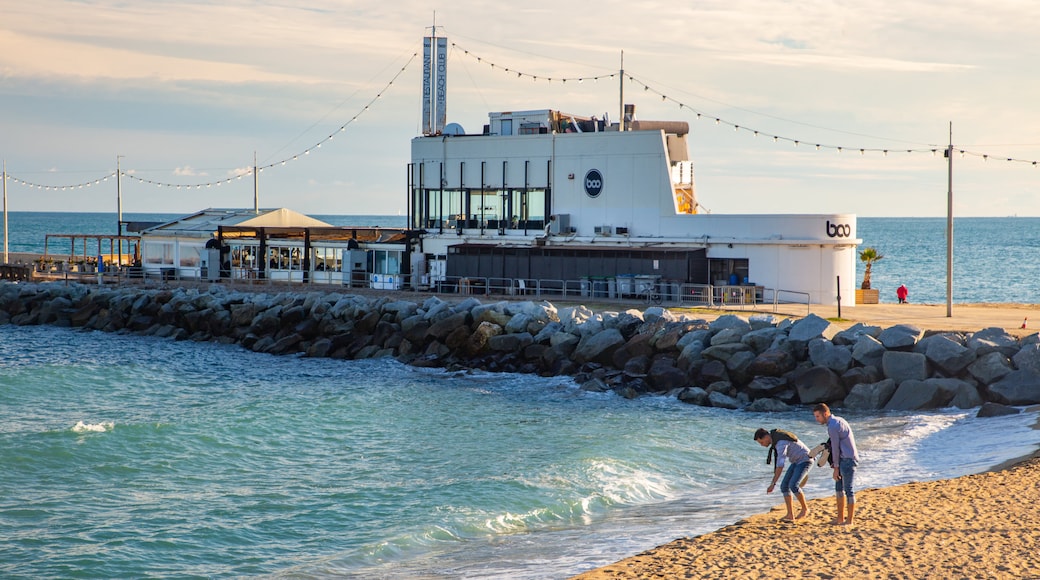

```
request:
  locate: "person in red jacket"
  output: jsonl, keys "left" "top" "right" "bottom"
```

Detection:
{"left": 896, "top": 284, "right": 908, "bottom": 304}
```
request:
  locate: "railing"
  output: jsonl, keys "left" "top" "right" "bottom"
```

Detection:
{"left": 27, "top": 267, "right": 817, "bottom": 314}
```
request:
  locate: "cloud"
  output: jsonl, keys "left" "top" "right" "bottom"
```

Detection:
{"left": 173, "top": 166, "right": 206, "bottom": 177}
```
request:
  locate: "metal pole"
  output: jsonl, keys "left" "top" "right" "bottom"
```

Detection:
{"left": 116, "top": 155, "right": 123, "bottom": 267}
{"left": 836, "top": 275, "right": 842, "bottom": 319}
{"left": 3, "top": 160, "right": 8, "bottom": 265}
{"left": 253, "top": 151, "right": 259, "bottom": 214}
{"left": 946, "top": 122, "right": 953, "bottom": 318}
{"left": 618, "top": 50, "right": 624, "bottom": 131}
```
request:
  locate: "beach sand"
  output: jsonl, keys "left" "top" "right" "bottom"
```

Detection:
{"left": 570, "top": 306, "right": 1040, "bottom": 579}
{"left": 573, "top": 452, "right": 1040, "bottom": 579}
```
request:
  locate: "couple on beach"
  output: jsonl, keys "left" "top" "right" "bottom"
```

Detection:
{"left": 754, "top": 403, "right": 859, "bottom": 525}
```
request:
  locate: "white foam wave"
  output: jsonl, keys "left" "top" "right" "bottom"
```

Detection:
{"left": 72, "top": 421, "right": 114, "bottom": 433}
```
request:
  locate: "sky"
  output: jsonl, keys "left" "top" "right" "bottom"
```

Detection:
{"left": 1, "top": 0, "right": 1038, "bottom": 218}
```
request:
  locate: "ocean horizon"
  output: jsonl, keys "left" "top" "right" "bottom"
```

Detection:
{"left": 3, "top": 212, "right": 1038, "bottom": 305}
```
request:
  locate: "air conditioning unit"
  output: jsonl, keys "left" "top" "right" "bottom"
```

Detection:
{"left": 615, "top": 226, "right": 629, "bottom": 235}
{"left": 549, "top": 213, "right": 570, "bottom": 235}
{"left": 594, "top": 225, "right": 612, "bottom": 236}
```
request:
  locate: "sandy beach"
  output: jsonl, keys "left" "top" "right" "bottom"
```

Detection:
{"left": 573, "top": 449, "right": 1040, "bottom": 579}
{"left": 572, "top": 303, "right": 1040, "bottom": 579}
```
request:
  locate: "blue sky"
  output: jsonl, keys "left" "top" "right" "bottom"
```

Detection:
{"left": 1, "top": 1, "right": 1038, "bottom": 217}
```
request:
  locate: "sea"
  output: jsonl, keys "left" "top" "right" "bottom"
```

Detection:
{"left": 2, "top": 213, "right": 1040, "bottom": 579}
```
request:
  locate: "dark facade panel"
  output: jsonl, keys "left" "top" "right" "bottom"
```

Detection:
{"left": 446, "top": 245, "right": 707, "bottom": 283}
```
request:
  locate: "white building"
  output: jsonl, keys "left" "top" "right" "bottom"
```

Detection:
{"left": 407, "top": 108, "right": 860, "bottom": 306}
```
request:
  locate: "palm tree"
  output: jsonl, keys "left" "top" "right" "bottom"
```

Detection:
{"left": 859, "top": 247, "right": 884, "bottom": 290}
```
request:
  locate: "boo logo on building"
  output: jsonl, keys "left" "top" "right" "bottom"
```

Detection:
{"left": 584, "top": 169, "right": 603, "bottom": 198}
{"left": 826, "top": 220, "right": 851, "bottom": 238}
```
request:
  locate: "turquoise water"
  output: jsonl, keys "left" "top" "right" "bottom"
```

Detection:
{"left": 2, "top": 325, "right": 1039, "bottom": 578}
{"left": 855, "top": 216, "right": 1040, "bottom": 304}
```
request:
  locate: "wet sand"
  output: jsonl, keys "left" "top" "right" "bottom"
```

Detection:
{"left": 573, "top": 451, "right": 1040, "bottom": 579}
{"left": 572, "top": 306, "right": 1040, "bottom": 579}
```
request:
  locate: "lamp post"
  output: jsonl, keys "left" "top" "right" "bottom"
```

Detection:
{"left": 117, "top": 155, "right": 124, "bottom": 267}
{"left": 945, "top": 123, "right": 953, "bottom": 318}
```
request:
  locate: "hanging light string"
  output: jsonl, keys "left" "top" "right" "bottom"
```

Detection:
{"left": 6, "top": 172, "right": 118, "bottom": 191}
{"left": 451, "top": 44, "right": 1040, "bottom": 165}
{"left": 450, "top": 42, "right": 616, "bottom": 84}
{"left": 6, "top": 51, "right": 419, "bottom": 191}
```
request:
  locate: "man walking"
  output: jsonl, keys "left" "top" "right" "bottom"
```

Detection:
{"left": 813, "top": 403, "right": 859, "bottom": 526}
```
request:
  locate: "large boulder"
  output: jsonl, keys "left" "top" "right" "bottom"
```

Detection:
{"left": 877, "top": 324, "right": 924, "bottom": 350}
{"left": 572, "top": 328, "right": 626, "bottom": 365}
{"left": 808, "top": 338, "right": 853, "bottom": 374}
{"left": 1012, "top": 344, "right": 1040, "bottom": 375}
{"left": 851, "top": 335, "right": 887, "bottom": 369}
{"left": 976, "top": 402, "right": 1022, "bottom": 418}
{"left": 832, "top": 323, "right": 882, "bottom": 346}
{"left": 882, "top": 351, "right": 929, "bottom": 383}
{"left": 918, "top": 334, "right": 977, "bottom": 376}
{"left": 700, "top": 342, "right": 753, "bottom": 364}
{"left": 844, "top": 379, "right": 897, "bottom": 410}
{"left": 741, "top": 327, "right": 781, "bottom": 354}
{"left": 709, "top": 314, "right": 752, "bottom": 335}
{"left": 986, "top": 370, "right": 1040, "bottom": 405}
{"left": 787, "top": 314, "right": 840, "bottom": 353}
{"left": 966, "top": 351, "right": 1013, "bottom": 385}
{"left": 792, "top": 366, "right": 845, "bottom": 404}
{"left": 884, "top": 378, "right": 981, "bottom": 411}
{"left": 967, "top": 327, "right": 1021, "bottom": 358}
{"left": 747, "top": 349, "right": 797, "bottom": 377}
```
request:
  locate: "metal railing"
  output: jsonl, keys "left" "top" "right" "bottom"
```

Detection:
{"left": 32, "top": 267, "right": 816, "bottom": 314}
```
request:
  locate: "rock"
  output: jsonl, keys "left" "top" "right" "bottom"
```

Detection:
{"left": 792, "top": 366, "right": 845, "bottom": 404}
{"left": 832, "top": 323, "right": 882, "bottom": 346}
{"left": 466, "top": 321, "right": 503, "bottom": 356}
{"left": 700, "top": 342, "right": 752, "bottom": 364}
{"left": 987, "top": 370, "right": 1040, "bottom": 405}
{"left": 840, "top": 365, "right": 883, "bottom": 390}
{"left": 747, "top": 349, "right": 796, "bottom": 377}
{"left": 698, "top": 360, "right": 729, "bottom": 385}
{"left": 572, "top": 328, "right": 626, "bottom": 365}
{"left": 883, "top": 378, "right": 981, "bottom": 411}
{"left": 427, "top": 311, "right": 471, "bottom": 340}
{"left": 1012, "top": 343, "right": 1040, "bottom": 374}
{"left": 966, "top": 351, "right": 1013, "bottom": 385}
{"left": 709, "top": 314, "right": 751, "bottom": 334}
{"left": 648, "top": 359, "right": 688, "bottom": 392}
{"left": 808, "top": 338, "right": 853, "bottom": 374}
{"left": 967, "top": 327, "right": 1021, "bottom": 358}
{"left": 788, "top": 314, "right": 839, "bottom": 345}
{"left": 725, "top": 350, "right": 757, "bottom": 386}
{"left": 623, "top": 354, "right": 651, "bottom": 376}
{"left": 877, "top": 324, "right": 924, "bottom": 350}
{"left": 615, "top": 333, "right": 655, "bottom": 368}
{"left": 882, "top": 351, "right": 929, "bottom": 383}
{"left": 488, "top": 332, "right": 534, "bottom": 353}
{"left": 709, "top": 327, "right": 745, "bottom": 346}
{"left": 677, "top": 386, "right": 710, "bottom": 406}
{"left": 844, "top": 379, "right": 897, "bottom": 410}
{"left": 708, "top": 390, "right": 742, "bottom": 409}
{"left": 976, "top": 402, "right": 1022, "bottom": 418}
{"left": 741, "top": 327, "right": 780, "bottom": 354}
{"left": 748, "top": 314, "right": 778, "bottom": 331}
{"left": 746, "top": 376, "right": 788, "bottom": 396}
{"left": 918, "top": 334, "right": 977, "bottom": 376}
{"left": 744, "top": 398, "right": 792, "bottom": 412}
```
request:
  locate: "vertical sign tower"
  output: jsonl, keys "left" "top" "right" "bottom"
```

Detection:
{"left": 422, "top": 29, "right": 448, "bottom": 136}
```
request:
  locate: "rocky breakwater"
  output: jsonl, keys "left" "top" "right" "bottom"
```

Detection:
{"left": 2, "top": 282, "right": 1040, "bottom": 414}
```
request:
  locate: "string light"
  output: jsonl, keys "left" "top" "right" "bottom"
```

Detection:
{"left": 7, "top": 44, "right": 1040, "bottom": 193}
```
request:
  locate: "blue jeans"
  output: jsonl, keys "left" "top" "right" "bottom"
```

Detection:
{"left": 834, "top": 457, "right": 858, "bottom": 504}
{"left": 780, "top": 460, "right": 810, "bottom": 497}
